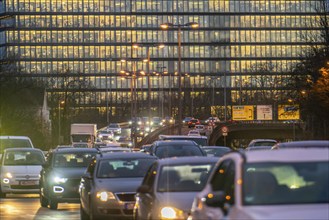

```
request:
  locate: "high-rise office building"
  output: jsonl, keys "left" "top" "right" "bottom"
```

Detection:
{"left": 1, "top": 0, "right": 327, "bottom": 124}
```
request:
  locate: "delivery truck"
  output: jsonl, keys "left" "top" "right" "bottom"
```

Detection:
{"left": 70, "top": 123, "right": 97, "bottom": 148}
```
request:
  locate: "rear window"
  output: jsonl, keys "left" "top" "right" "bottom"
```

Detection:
{"left": 163, "top": 137, "right": 208, "bottom": 146}
{"left": 155, "top": 145, "right": 204, "bottom": 158}
{"left": 0, "top": 138, "right": 33, "bottom": 153}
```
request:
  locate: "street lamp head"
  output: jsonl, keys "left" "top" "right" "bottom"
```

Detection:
{"left": 132, "top": 44, "right": 139, "bottom": 49}
{"left": 160, "top": 23, "right": 173, "bottom": 29}
{"left": 185, "top": 22, "right": 199, "bottom": 28}
{"left": 157, "top": 44, "right": 165, "bottom": 49}
{"left": 120, "top": 59, "right": 126, "bottom": 63}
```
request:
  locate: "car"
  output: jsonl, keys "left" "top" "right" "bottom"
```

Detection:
{"left": 247, "top": 139, "right": 277, "bottom": 148}
{"left": 195, "top": 124, "right": 206, "bottom": 135}
{"left": 188, "top": 130, "right": 201, "bottom": 136}
{"left": 151, "top": 117, "right": 163, "bottom": 127}
{"left": 202, "top": 146, "right": 231, "bottom": 157}
{"left": 246, "top": 145, "right": 273, "bottom": 151}
{"left": 190, "top": 148, "right": 329, "bottom": 220}
{"left": 97, "top": 130, "right": 114, "bottom": 142}
{"left": 39, "top": 147, "right": 98, "bottom": 210}
{"left": 183, "top": 117, "right": 194, "bottom": 125}
{"left": 188, "top": 119, "right": 200, "bottom": 128}
{"left": 140, "top": 144, "right": 152, "bottom": 154}
{"left": 0, "top": 136, "right": 34, "bottom": 155}
{"left": 0, "top": 148, "right": 45, "bottom": 198}
{"left": 271, "top": 140, "right": 329, "bottom": 150}
{"left": 134, "top": 156, "right": 219, "bottom": 220}
{"left": 162, "top": 116, "right": 175, "bottom": 125}
{"left": 116, "top": 136, "right": 133, "bottom": 148}
{"left": 79, "top": 152, "right": 157, "bottom": 219}
{"left": 205, "top": 117, "right": 220, "bottom": 124}
{"left": 149, "top": 140, "right": 206, "bottom": 159}
{"left": 159, "top": 135, "right": 208, "bottom": 146}
{"left": 107, "top": 123, "right": 122, "bottom": 135}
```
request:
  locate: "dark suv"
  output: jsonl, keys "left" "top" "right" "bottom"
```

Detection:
{"left": 149, "top": 140, "right": 206, "bottom": 159}
{"left": 39, "top": 147, "right": 98, "bottom": 210}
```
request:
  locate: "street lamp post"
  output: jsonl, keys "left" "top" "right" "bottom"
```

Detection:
{"left": 160, "top": 22, "right": 199, "bottom": 135}
{"left": 132, "top": 44, "right": 164, "bottom": 118}
{"left": 58, "top": 100, "right": 64, "bottom": 144}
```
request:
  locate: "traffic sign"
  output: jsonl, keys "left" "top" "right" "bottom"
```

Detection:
{"left": 221, "top": 126, "right": 229, "bottom": 133}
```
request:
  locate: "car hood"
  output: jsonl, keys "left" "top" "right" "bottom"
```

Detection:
{"left": 156, "top": 192, "right": 198, "bottom": 213}
{"left": 95, "top": 177, "right": 143, "bottom": 192}
{"left": 51, "top": 167, "right": 87, "bottom": 179}
{"left": 1, "top": 165, "right": 42, "bottom": 176}
{"left": 234, "top": 204, "right": 329, "bottom": 220}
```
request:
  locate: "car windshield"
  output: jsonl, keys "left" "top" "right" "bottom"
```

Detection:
{"left": 243, "top": 162, "right": 329, "bottom": 205}
{"left": 253, "top": 141, "right": 276, "bottom": 146}
{"left": 0, "top": 139, "right": 33, "bottom": 153}
{"left": 155, "top": 145, "right": 203, "bottom": 158}
{"left": 108, "top": 124, "right": 119, "bottom": 128}
{"left": 157, "top": 163, "right": 214, "bottom": 192}
{"left": 97, "top": 158, "right": 156, "bottom": 178}
{"left": 204, "top": 147, "right": 231, "bottom": 157}
{"left": 54, "top": 152, "right": 96, "bottom": 168}
{"left": 3, "top": 150, "right": 45, "bottom": 166}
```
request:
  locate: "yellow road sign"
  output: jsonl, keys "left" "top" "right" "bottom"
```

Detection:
{"left": 232, "top": 105, "right": 254, "bottom": 120}
{"left": 278, "top": 105, "right": 300, "bottom": 120}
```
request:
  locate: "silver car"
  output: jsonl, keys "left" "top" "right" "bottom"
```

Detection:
{"left": 134, "top": 156, "right": 218, "bottom": 220}
{"left": 0, "top": 148, "right": 45, "bottom": 197}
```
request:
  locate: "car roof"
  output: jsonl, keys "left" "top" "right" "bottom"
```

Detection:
{"left": 274, "top": 140, "right": 329, "bottom": 149}
{"left": 242, "top": 148, "right": 329, "bottom": 163}
{"left": 202, "top": 146, "right": 231, "bottom": 149}
{"left": 154, "top": 140, "right": 199, "bottom": 145}
{"left": 51, "top": 147, "right": 98, "bottom": 153}
{"left": 159, "top": 135, "right": 207, "bottom": 140}
{"left": 97, "top": 152, "right": 157, "bottom": 160}
{"left": 0, "top": 136, "right": 32, "bottom": 139}
{"left": 157, "top": 156, "right": 218, "bottom": 166}
{"left": 249, "top": 139, "right": 277, "bottom": 143}
{"left": 4, "top": 148, "right": 43, "bottom": 152}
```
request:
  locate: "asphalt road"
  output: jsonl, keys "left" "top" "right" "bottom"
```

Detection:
{"left": 0, "top": 194, "right": 79, "bottom": 220}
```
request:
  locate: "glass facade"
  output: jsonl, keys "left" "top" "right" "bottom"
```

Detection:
{"left": 2, "top": 0, "right": 326, "bottom": 122}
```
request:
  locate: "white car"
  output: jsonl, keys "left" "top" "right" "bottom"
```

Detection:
{"left": 107, "top": 123, "right": 122, "bottom": 135}
{"left": 195, "top": 125, "right": 206, "bottom": 135}
{"left": 190, "top": 148, "right": 329, "bottom": 220}
{"left": 188, "top": 130, "right": 201, "bottom": 136}
{"left": 0, "top": 148, "right": 45, "bottom": 198}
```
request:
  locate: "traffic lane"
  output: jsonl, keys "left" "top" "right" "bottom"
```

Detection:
{"left": 0, "top": 194, "right": 79, "bottom": 220}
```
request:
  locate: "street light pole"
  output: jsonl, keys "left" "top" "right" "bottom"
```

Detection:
{"left": 146, "top": 46, "right": 151, "bottom": 118}
{"left": 224, "top": 71, "right": 227, "bottom": 121}
{"left": 160, "top": 22, "right": 199, "bottom": 135}
{"left": 58, "top": 100, "right": 64, "bottom": 144}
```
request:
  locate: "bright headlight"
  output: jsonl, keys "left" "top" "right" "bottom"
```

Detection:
{"left": 160, "top": 206, "right": 184, "bottom": 219}
{"left": 54, "top": 177, "right": 68, "bottom": 184}
{"left": 96, "top": 191, "right": 116, "bottom": 202}
{"left": 5, "top": 172, "right": 13, "bottom": 178}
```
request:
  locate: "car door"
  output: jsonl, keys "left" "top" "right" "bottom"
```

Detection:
{"left": 202, "top": 159, "right": 235, "bottom": 220}
{"left": 80, "top": 157, "right": 96, "bottom": 213}
{"left": 137, "top": 163, "right": 158, "bottom": 219}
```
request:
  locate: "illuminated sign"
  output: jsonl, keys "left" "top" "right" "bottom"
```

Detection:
{"left": 232, "top": 106, "right": 254, "bottom": 120}
{"left": 278, "top": 105, "right": 300, "bottom": 120}
{"left": 256, "top": 105, "right": 273, "bottom": 120}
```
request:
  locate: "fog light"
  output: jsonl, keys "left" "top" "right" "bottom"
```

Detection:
{"left": 3, "top": 178, "right": 10, "bottom": 184}
{"left": 53, "top": 186, "right": 64, "bottom": 193}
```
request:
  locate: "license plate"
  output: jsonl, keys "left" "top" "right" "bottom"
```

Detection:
{"left": 124, "top": 203, "right": 135, "bottom": 210}
{"left": 20, "top": 180, "right": 37, "bottom": 186}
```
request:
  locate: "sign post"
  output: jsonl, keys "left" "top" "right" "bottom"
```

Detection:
{"left": 221, "top": 126, "right": 229, "bottom": 146}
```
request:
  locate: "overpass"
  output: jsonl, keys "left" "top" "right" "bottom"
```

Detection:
{"left": 138, "top": 121, "right": 308, "bottom": 149}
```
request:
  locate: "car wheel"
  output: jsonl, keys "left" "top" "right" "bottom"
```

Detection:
{"left": 49, "top": 199, "right": 58, "bottom": 210}
{"left": 80, "top": 204, "right": 89, "bottom": 220}
{"left": 40, "top": 193, "right": 48, "bottom": 207}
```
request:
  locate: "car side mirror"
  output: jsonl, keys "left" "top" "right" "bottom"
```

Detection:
{"left": 205, "top": 191, "right": 226, "bottom": 208}
{"left": 82, "top": 173, "right": 92, "bottom": 179}
{"left": 137, "top": 185, "right": 151, "bottom": 194}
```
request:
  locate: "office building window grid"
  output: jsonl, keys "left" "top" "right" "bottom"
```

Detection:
{"left": 2, "top": 0, "right": 326, "bottom": 119}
